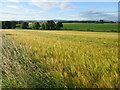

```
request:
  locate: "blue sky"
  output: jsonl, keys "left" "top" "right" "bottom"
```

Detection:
{"left": 0, "top": 0, "right": 118, "bottom": 21}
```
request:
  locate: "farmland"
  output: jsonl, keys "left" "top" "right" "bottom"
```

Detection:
{"left": 2, "top": 29, "right": 118, "bottom": 88}
{"left": 28, "top": 23, "right": 118, "bottom": 32}
{"left": 62, "top": 23, "right": 118, "bottom": 32}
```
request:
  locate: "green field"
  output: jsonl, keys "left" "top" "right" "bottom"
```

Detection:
{"left": 2, "top": 29, "right": 118, "bottom": 88}
{"left": 62, "top": 23, "right": 118, "bottom": 32}
{"left": 28, "top": 23, "right": 118, "bottom": 32}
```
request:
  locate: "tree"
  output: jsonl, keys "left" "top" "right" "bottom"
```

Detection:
{"left": 11, "top": 21, "right": 17, "bottom": 29}
{"left": 44, "top": 22, "right": 50, "bottom": 30}
{"left": 0, "top": 21, "right": 2, "bottom": 29}
{"left": 99, "top": 20, "right": 104, "bottom": 24}
{"left": 2, "top": 21, "right": 12, "bottom": 29}
{"left": 41, "top": 21, "right": 62, "bottom": 30}
{"left": 42, "top": 23, "right": 45, "bottom": 30}
{"left": 2, "top": 21, "right": 6, "bottom": 29}
{"left": 20, "top": 22, "right": 28, "bottom": 29}
{"left": 2, "top": 21, "right": 17, "bottom": 29}
{"left": 45, "top": 20, "right": 56, "bottom": 30}
{"left": 56, "top": 22, "right": 63, "bottom": 30}
{"left": 49, "top": 20, "right": 56, "bottom": 30}
{"left": 32, "top": 22, "right": 40, "bottom": 30}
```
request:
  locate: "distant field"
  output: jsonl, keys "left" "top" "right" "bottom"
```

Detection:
{"left": 28, "top": 23, "right": 118, "bottom": 32}
{"left": 62, "top": 23, "right": 118, "bottom": 32}
{"left": 2, "top": 29, "right": 118, "bottom": 88}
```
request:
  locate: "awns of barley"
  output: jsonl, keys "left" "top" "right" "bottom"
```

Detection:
{"left": 2, "top": 30, "right": 119, "bottom": 88}
{"left": 2, "top": 34, "right": 46, "bottom": 88}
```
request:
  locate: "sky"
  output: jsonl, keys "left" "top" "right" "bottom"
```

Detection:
{"left": 0, "top": 0, "right": 119, "bottom": 21}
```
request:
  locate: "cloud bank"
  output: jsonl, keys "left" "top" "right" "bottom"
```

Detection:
{"left": 74, "top": 10, "right": 117, "bottom": 21}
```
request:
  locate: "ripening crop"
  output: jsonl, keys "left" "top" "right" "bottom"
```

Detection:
{"left": 2, "top": 29, "right": 118, "bottom": 88}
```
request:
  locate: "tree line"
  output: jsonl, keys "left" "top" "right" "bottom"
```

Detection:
{"left": 62, "top": 20, "right": 116, "bottom": 23}
{"left": 1, "top": 21, "right": 17, "bottom": 29}
{"left": 1, "top": 20, "right": 63, "bottom": 30}
{"left": 31, "top": 20, "right": 63, "bottom": 30}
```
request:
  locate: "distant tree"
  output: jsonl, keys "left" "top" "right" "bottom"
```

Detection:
{"left": 2, "top": 21, "right": 17, "bottom": 29}
{"left": 0, "top": 21, "right": 2, "bottom": 29}
{"left": 99, "top": 20, "right": 104, "bottom": 24}
{"left": 109, "top": 21, "right": 115, "bottom": 23}
{"left": 32, "top": 22, "right": 40, "bottom": 30}
{"left": 41, "top": 21, "right": 62, "bottom": 30}
{"left": 20, "top": 22, "right": 28, "bottom": 29}
{"left": 2, "top": 21, "right": 6, "bottom": 29}
{"left": 45, "top": 22, "right": 50, "bottom": 30}
{"left": 45, "top": 20, "right": 56, "bottom": 30}
{"left": 49, "top": 20, "right": 56, "bottom": 30}
{"left": 56, "top": 22, "right": 63, "bottom": 30}
{"left": 11, "top": 21, "right": 17, "bottom": 29}
{"left": 42, "top": 23, "right": 45, "bottom": 30}
{"left": 2, "top": 21, "right": 12, "bottom": 29}
{"left": 95, "top": 21, "right": 99, "bottom": 23}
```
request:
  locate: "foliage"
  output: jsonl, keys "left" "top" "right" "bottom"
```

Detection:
{"left": 2, "top": 21, "right": 17, "bottom": 29}
{"left": 20, "top": 22, "right": 28, "bottom": 29}
{"left": 41, "top": 20, "right": 63, "bottom": 30}
{"left": 41, "top": 23, "right": 45, "bottom": 30}
{"left": 56, "top": 22, "right": 63, "bottom": 30}
{"left": 49, "top": 20, "right": 56, "bottom": 30}
{"left": 32, "top": 22, "right": 40, "bottom": 30}
{"left": 2, "top": 21, "right": 117, "bottom": 32}
{"left": 44, "top": 22, "right": 50, "bottom": 30}
{"left": 99, "top": 20, "right": 104, "bottom": 24}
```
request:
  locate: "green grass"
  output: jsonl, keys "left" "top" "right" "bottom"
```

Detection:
{"left": 28, "top": 23, "right": 118, "bottom": 32}
{"left": 62, "top": 23, "right": 118, "bottom": 32}
{"left": 2, "top": 29, "right": 119, "bottom": 88}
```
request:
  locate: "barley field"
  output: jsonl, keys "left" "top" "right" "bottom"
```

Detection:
{"left": 2, "top": 29, "right": 119, "bottom": 88}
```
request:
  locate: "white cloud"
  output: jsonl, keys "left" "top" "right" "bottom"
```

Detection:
{"left": 7, "top": 0, "right": 20, "bottom": 2}
{"left": 0, "top": 12, "right": 46, "bottom": 20}
{"left": 74, "top": 10, "right": 117, "bottom": 21}
{"left": 6, "top": 5, "right": 20, "bottom": 9}
{"left": 30, "top": 1, "right": 74, "bottom": 12}
{"left": 1, "top": 0, "right": 21, "bottom": 2}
